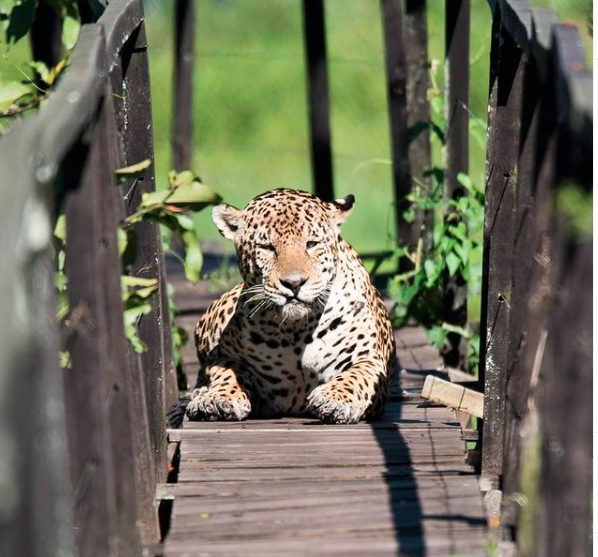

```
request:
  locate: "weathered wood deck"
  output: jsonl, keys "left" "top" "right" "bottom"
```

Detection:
{"left": 162, "top": 274, "right": 487, "bottom": 556}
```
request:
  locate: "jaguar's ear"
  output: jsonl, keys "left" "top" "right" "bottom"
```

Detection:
{"left": 212, "top": 203, "right": 244, "bottom": 240}
{"left": 328, "top": 194, "right": 355, "bottom": 229}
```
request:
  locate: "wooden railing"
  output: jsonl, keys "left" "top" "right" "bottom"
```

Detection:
{"left": 477, "top": 1, "right": 592, "bottom": 553}
{"left": 0, "top": 0, "right": 175, "bottom": 554}
{"left": 0, "top": 0, "right": 591, "bottom": 555}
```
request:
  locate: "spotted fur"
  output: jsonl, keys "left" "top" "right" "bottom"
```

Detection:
{"left": 174, "top": 189, "right": 396, "bottom": 426}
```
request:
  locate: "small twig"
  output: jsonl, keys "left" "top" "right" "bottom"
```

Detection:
{"left": 0, "top": 98, "right": 40, "bottom": 117}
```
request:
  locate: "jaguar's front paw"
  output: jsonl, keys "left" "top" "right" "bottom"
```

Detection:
{"left": 306, "top": 383, "right": 367, "bottom": 424}
{"left": 186, "top": 387, "right": 251, "bottom": 421}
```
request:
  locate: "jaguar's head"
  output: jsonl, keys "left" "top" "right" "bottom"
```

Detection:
{"left": 212, "top": 188, "right": 354, "bottom": 321}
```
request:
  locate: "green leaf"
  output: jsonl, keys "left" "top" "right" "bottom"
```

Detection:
{"left": 54, "top": 214, "right": 66, "bottom": 241}
{"left": 121, "top": 275, "right": 158, "bottom": 302}
{"left": 446, "top": 251, "right": 460, "bottom": 277}
{"left": 117, "top": 227, "right": 128, "bottom": 256}
{"left": 457, "top": 172, "right": 474, "bottom": 192}
{"left": 182, "top": 230, "right": 202, "bottom": 283}
{"left": 59, "top": 350, "right": 72, "bottom": 369}
{"left": 123, "top": 302, "right": 152, "bottom": 353}
{"left": 61, "top": 9, "right": 79, "bottom": 49}
{"left": 56, "top": 290, "right": 69, "bottom": 321}
{"left": 454, "top": 238, "right": 472, "bottom": 265}
{"left": 0, "top": 81, "right": 32, "bottom": 111}
{"left": 424, "top": 259, "right": 438, "bottom": 286}
{"left": 450, "top": 221, "right": 468, "bottom": 242}
{"left": 28, "top": 60, "right": 50, "bottom": 83}
{"left": 427, "top": 326, "right": 448, "bottom": 349}
{"left": 430, "top": 95, "right": 443, "bottom": 116}
{"left": 140, "top": 179, "right": 220, "bottom": 211}
{"left": 2, "top": 0, "right": 36, "bottom": 44}
{"left": 114, "top": 158, "right": 152, "bottom": 179}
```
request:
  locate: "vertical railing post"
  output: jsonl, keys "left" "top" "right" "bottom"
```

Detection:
{"left": 443, "top": 0, "right": 470, "bottom": 366}
{"left": 106, "top": 29, "right": 162, "bottom": 545}
{"left": 479, "top": 14, "right": 525, "bottom": 482}
{"left": 500, "top": 8, "right": 557, "bottom": 527}
{"left": 404, "top": 0, "right": 433, "bottom": 252}
{"left": 30, "top": 0, "right": 63, "bottom": 68}
{"left": 119, "top": 19, "right": 175, "bottom": 485}
{"left": 173, "top": 0, "right": 196, "bottom": 172}
{"left": 302, "top": 0, "right": 334, "bottom": 201}
{"left": 380, "top": 0, "right": 413, "bottom": 261}
{"left": 63, "top": 38, "right": 141, "bottom": 556}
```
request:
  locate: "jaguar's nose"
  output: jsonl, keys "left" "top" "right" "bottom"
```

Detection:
{"left": 279, "top": 275, "right": 308, "bottom": 297}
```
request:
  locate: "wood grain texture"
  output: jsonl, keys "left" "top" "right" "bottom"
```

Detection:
{"left": 118, "top": 18, "right": 173, "bottom": 484}
{"left": 479, "top": 14, "right": 526, "bottom": 480}
{"left": 163, "top": 310, "right": 486, "bottom": 555}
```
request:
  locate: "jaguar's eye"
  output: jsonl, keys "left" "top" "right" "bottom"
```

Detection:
{"left": 257, "top": 243, "right": 276, "bottom": 253}
{"left": 306, "top": 240, "right": 321, "bottom": 249}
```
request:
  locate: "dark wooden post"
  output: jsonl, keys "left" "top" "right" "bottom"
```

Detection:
{"left": 119, "top": 21, "right": 175, "bottom": 485}
{"left": 302, "top": 0, "right": 334, "bottom": 201}
{"left": 380, "top": 0, "right": 413, "bottom": 258}
{"left": 536, "top": 239, "right": 592, "bottom": 557}
{"left": 404, "top": 0, "right": 433, "bottom": 252}
{"left": 443, "top": 0, "right": 470, "bottom": 366}
{"left": 30, "top": 0, "right": 63, "bottom": 68}
{"left": 500, "top": 8, "right": 557, "bottom": 526}
{"left": 64, "top": 58, "right": 141, "bottom": 557}
{"left": 479, "top": 17, "right": 525, "bottom": 481}
{"left": 172, "top": 0, "right": 196, "bottom": 171}
{"left": 106, "top": 32, "right": 162, "bottom": 547}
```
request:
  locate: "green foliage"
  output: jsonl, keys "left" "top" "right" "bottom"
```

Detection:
{"left": 556, "top": 181, "right": 592, "bottom": 241}
{"left": 54, "top": 167, "right": 220, "bottom": 363}
{"left": 389, "top": 172, "right": 484, "bottom": 372}
{"left": 123, "top": 169, "right": 221, "bottom": 283}
{"left": 0, "top": 0, "right": 79, "bottom": 118}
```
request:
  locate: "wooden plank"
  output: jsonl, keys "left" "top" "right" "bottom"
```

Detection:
{"left": 443, "top": 0, "right": 470, "bottom": 366}
{"left": 170, "top": 475, "right": 480, "bottom": 498}
{"left": 379, "top": 0, "right": 413, "bottom": 259}
{"left": 421, "top": 376, "right": 484, "bottom": 418}
{"left": 479, "top": 14, "right": 525, "bottom": 480}
{"left": 172, "top": 0, "right": 195, "bottom": 171}
{"left": 166, "top": 537, "right": 487, "bottom": 557}
{"left": 404, "top": 0, "right": 433, "bottom": 253}
{"left": 301, "top": 0, "right": 334, "bottom": 201}
{"left": 166, "top": 280, "right": 485, "bottom": 555}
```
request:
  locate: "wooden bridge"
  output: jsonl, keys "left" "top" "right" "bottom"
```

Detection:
{"left": 0, "top": 1, "right": 591, "bottom": 556}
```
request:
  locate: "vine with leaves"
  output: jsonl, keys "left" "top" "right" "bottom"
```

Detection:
{"left": 55, "top": 166, "right": 220, "bottom": 371}
{"left": 0, "top": 0, "right": 80, "bottom": 117}
{"left": 388, "top": 59, "right": 486, "bottom": 373}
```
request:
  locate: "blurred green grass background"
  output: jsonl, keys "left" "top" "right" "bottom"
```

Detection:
{"left": 0, "top": 0, "right": 591, "bottom": 259}
{"left": 142, "top": 0, "right": 591, "bottom": 255}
